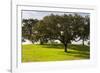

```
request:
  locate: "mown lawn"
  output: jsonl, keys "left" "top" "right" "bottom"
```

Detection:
{"left": 22, "top": 44, "right": 90, "bottom": 62}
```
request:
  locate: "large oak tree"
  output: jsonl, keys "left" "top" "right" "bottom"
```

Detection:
{"left": 22, "top": 13, "right": 90, "bottom": 52}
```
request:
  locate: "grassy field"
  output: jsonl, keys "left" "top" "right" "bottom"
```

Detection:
{"left": 22, "top": 44, "right": 90, "bottom": 62}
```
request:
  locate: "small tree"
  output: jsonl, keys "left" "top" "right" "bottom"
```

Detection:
{"left": 73, "top": 15, "right": 90, "bottom": 45}
{"left": 22, "top": 19, "right": 38, "bottom": 41}
{"left": 32, "top": 20, "right": 49, "bottom": 44}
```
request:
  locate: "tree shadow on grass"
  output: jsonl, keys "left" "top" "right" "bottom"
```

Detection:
{"left": 68, "top": 44, "right": 90, "bottom": 52}
{"left": 41, "top": 44, "right": 90, "bottom": 52}
{"left": 67, "top": 49, "right": 90, "bottom": 59}
{"left": 67, "top": 45, "right": 90, "bottom": 59}
{"left": 40, "top": 44, "right": 90, "bottom": 59}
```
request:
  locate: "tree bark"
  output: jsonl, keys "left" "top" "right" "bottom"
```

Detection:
{"left": 29, "top": 28, "right": 32, "bottom": 40}
{"left": 40, "top": 41, "right": 43, "bottom": 45}
{"left": 82, "top": 39, "right": 84, "bottom": 46}
{"left": 64, "top": 44, "right": 68, "bottom": 52}
{"left": 82, "top": 37, "right": 84, "bottom": 46}
{"left": 40, "top": 38, "right": 44, "bottom": 45}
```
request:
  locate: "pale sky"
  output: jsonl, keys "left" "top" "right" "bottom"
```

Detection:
{"left": 22, "top": 10, "right": 89, "bottom": 20}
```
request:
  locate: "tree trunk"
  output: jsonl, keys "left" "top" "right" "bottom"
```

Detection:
{"left": 40, "top": 41, "right": 43, "bottom": 45}
{"left": 64, "top": 44, "right": 68, "bottom": 52}
{"left": 29, "top": 29, "right": 32, "bottom": 40}
{"left": 82, "top": 38, "right": 84, "bottom": 46}
{"left": 40, "top": 38, "right": 44, "bottom": 45}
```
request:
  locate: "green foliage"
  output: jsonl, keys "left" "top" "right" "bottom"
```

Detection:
{"left": 22, "top": 19, "right": 38, "bottom": 40}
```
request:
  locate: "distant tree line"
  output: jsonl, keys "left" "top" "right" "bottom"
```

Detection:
{"left": 22, "top": 13, "right": 90, "bottom": 52}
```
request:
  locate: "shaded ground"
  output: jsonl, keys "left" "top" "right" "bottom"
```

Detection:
{"left": 22, "top": 44, "right": 90, "bottom": 62}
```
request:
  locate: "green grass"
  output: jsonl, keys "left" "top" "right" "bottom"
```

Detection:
{"left": 22, "top": 44, "right": 90, "bottom": 62}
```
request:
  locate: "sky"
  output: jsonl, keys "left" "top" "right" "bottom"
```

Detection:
{"left": 22, "top": 10, "right": 89, "bottom": 20}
